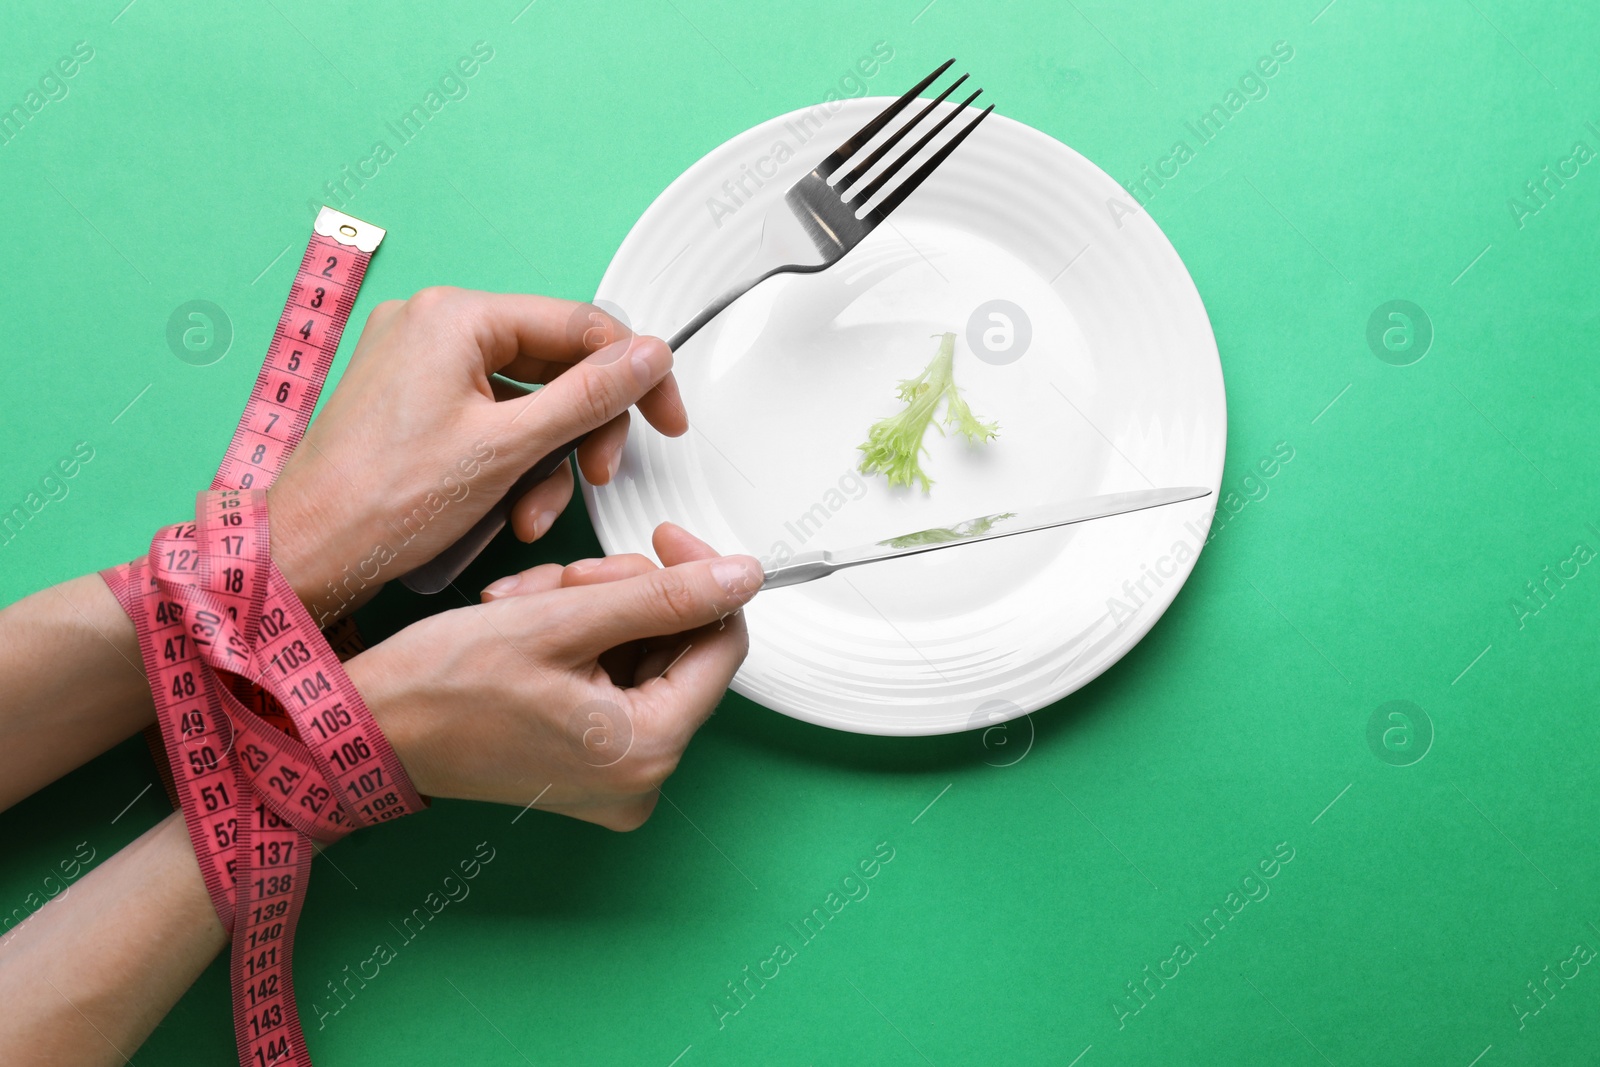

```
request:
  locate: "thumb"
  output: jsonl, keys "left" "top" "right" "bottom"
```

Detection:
{"left": 495, "top": 334, "right": 672, "bottom": 470}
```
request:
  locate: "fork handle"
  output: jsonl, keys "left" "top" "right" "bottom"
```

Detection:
{"left": 658, "top": 259, "right": 828, "bottom": 355}
{"left": 397, "top": 433, "right": 586, "bottom": 594}
{"left": 661, "top": 268, "right": 775, "bottom": 353}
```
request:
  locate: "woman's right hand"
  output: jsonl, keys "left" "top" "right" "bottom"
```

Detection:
{"left": 266, "top": 289, "right": 687, "bottom": 624}
{"left": 348, "top": 523, "right": 763, "bottom": 830}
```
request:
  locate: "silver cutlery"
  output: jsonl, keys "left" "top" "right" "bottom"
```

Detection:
{"left": 761, "top": 487, "right": 1213, "bottom": 589}
{"left": 404, "top": 59, "right": 993, "bottom": 595}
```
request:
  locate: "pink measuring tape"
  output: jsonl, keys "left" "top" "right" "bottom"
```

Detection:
{"left": 100, "top": 209, "right": 425, "bottom": 1067}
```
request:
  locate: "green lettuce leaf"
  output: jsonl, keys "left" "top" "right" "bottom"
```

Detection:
{"left": 856, "top": 332, "right": 999, "bottom": 492}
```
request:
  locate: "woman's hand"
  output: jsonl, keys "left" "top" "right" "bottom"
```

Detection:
{"left": 348, "top": 523, "right": 763, "bottom": 830}
{"left": 267, "top": 289, "right": 685, "bottom": 621}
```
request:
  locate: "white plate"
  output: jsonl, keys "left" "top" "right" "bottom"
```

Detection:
{"left": 582, "top": 96, "right": 1226, "bottom": 736}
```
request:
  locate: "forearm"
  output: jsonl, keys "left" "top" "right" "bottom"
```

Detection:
{"left": 0, "top": 812, "right": 227, "bottom": 1066}
{"left": 0, "top": 574, "right": 155, "bottom": 810}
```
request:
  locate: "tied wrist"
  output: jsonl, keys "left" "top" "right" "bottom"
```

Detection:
{"left": 102, "top": 490, "right": 427, "bottom": 840}
{"left": 99, "top": 495, "right": 426, "bottom": 904}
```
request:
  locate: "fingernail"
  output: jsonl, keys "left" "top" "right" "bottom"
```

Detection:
{"left": 631, "top": 338, "right": 671, "bottom": 388}
{"left": 606, "top": 449, "right": 621, "bottom": 482}
{"left": 482, "top": 575, "right": 520, "bottom": 600}
{"left": 532, "top": 510, "right": 559, "bottom": 540}
{"left": 564, "top": 558, "right": 602, "bottom": 580}
{"left": 710, "top": 555, "right": 763, "bottom": 599}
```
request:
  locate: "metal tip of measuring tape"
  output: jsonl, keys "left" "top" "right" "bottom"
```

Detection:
{"left": 314, "top": 207, "right": 385, "bottom": 253}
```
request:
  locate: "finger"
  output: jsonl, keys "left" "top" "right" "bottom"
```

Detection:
{"left": 474, "top": 295, "right": 641, "bottom": 385}
{"left": 651, "top": 522, "right": 718, "bottom": 565}
{"left": 546, "top": 551, "right": 763, "bottom": 653}
{"left": 628, "top": 609, "right": 749, "bottom": 741}
{"left": 499, "top": 334, "right": 672, "bottom": 468}
{"left": 532, "top": 300, "right": 635, "bottom": 379}
{"left": 575, "top": 411, "right": 630, "bottom": 485}
{"left": 635, "top": 374, "right": 688, "bottom": 437}
{"left": 628, "top": 522, "right": 749, "bottom": 728}
{"left": 561, "top": 553, "right": 658, "bottom": 587}
{"left": 561, "top": 551, "right": 667, "bottom": 685}
{"left": 422, "top": 290, "right": 606, "bottom": 380}
{"left": 640, "top": 524, "right": 746, "bottom": 681}
{"left": 480, "top": 562, "right": 566, "bottom": 602}
{"left": 508, "top": 457, "right": 573, "bottom": 542}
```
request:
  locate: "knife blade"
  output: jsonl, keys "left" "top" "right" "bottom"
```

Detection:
{"left": 759, "top": 486, "right": 1212, "bottom": 590}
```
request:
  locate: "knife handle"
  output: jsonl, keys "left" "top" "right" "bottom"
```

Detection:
{"left": 398, "top": 433, "right": 587, "bottom": 595}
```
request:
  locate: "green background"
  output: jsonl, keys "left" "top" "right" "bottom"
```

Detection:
{"left": 3, "top": 0, "right": 1598, "bottom": 1063}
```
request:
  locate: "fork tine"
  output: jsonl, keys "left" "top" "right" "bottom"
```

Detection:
{"left": 815, "top": 58, "right": 954, "bottom": 178}
{"left": 835, "top": 74, "right": 969, "bottom": 194}
{"left": 853, "top": 88, "right": 983, "bottom": 207}
{"left": 864, "top": 102, "right": 994, "bottom": 225}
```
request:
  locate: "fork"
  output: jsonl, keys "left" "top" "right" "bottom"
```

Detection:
{"left": 403, "top": 59, "right": 993, "bottom": 594}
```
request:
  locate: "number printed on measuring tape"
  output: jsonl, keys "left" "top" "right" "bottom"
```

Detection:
{"left": 100, "top": 209, "right": 424, "bottom": 1067}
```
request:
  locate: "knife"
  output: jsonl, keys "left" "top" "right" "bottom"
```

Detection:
{"left": 759, "top": 486, "right": 1212, "bottom": 590}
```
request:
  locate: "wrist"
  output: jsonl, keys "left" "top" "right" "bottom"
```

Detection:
{"left": 267, "top": 481, "right": 379, "bottom": 626}
{"left": 344, "top": 647, "right": 441, "bottom": 799}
